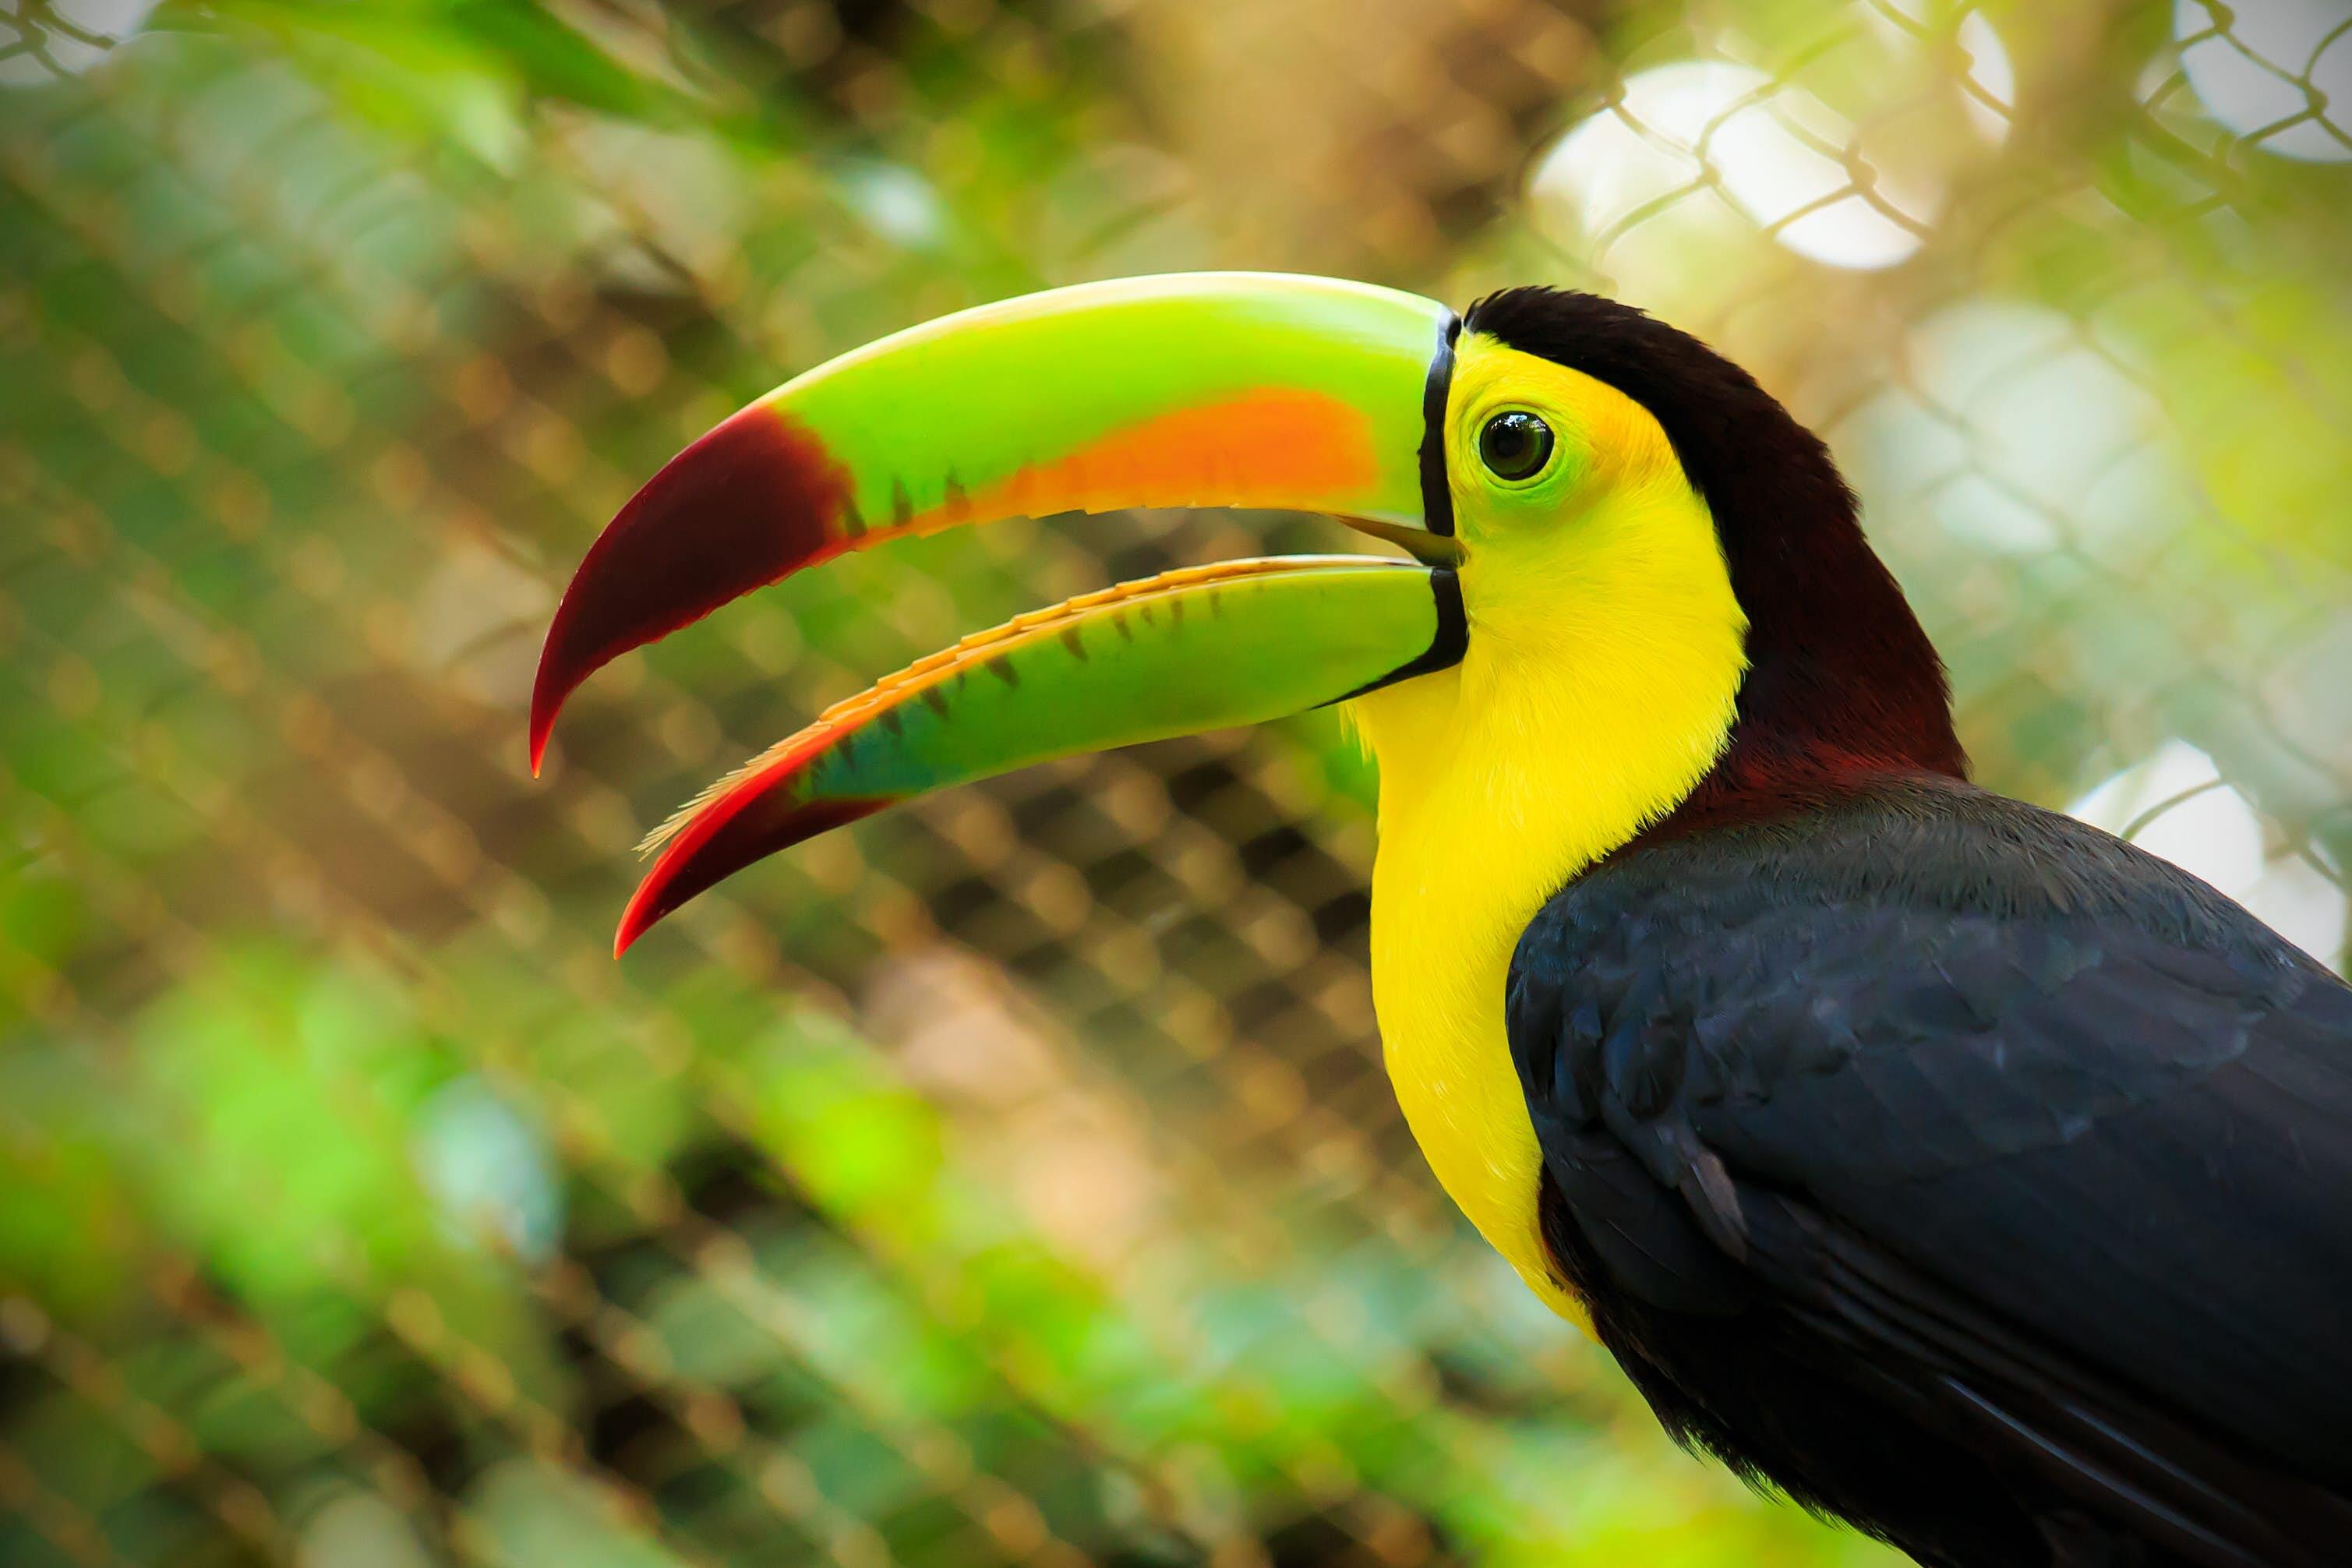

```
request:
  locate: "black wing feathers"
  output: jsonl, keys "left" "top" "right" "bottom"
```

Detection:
{"left": 1510, "top": 776, "right": 2352, "bottom": 1563}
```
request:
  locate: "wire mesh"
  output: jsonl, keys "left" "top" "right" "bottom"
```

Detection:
{"left": 2, "top": 1, "right": 2346, "bottom": 1564}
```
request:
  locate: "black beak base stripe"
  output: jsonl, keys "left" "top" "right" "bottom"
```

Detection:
{"left": 1325, "top": 567, "right": 1467, "bottom": 707}
{"left": 1419, "top": 311, "right": 1461, "bottom": 539}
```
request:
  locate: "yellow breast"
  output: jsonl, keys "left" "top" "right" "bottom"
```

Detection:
{"left": 1354, "top": 640, "right": 1741, "bottom": 1329}
{"left": 1365, "top": 712, "right": 1591, "bottom": 1326}
{"left": 1346, "top": 332, "right": 1750, "bottom": 1328}
{"left": 1355, "top": 659, "right": 1626, "bottom": 1330}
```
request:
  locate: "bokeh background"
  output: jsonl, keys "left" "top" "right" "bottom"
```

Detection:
{"left": 3, "top": 0, "right": 2347, "bottom": 1563}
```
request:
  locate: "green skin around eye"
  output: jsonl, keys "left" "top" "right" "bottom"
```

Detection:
{"left": 1449, "top": 399, "right": 1599, "bottom": 533}
{"left": 1460, "top": 411, "right": 1584, "bottom": 517}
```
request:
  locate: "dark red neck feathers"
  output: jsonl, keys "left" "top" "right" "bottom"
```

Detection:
{"left": 1463, "top": 288, "right": 1966, "bottom": 838}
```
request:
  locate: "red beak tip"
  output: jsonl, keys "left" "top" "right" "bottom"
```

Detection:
{"left": 527, "top": 679, "right": 563, "bottom": 779}
{"left": 613, "top": 876, "right": 673, "bottom": 959}
{"left": 613, "top": 906, "right": 652, "bottom": 959}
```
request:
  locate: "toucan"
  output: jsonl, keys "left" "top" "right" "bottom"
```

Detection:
{"left": 530, "top": 274, "right": 2352, "bottom": 1567}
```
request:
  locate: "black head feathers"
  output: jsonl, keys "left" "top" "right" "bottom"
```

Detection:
{"left": 1464, "top": 288, "right": 1966, "bottom": 820}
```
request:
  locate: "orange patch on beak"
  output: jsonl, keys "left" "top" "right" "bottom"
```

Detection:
{"left": 531, "top": 387, "right": 1383, "bottom": 776}
{"left": 941, "top": 387, "right": 1380, "bottom": 524}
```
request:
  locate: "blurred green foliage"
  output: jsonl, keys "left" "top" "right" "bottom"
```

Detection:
{"left": 2, "top": 1, "right": 2347, "bottom": 1564}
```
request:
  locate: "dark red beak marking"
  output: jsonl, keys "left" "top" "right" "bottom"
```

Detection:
{"left": 529, "top": 404, "right": 853, "bottom": 774}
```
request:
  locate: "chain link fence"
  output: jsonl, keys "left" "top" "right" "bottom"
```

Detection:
{"left": 2, "top": 1, "right": 2346, "bottom": 1564}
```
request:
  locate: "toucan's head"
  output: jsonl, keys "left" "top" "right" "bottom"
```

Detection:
{"left": 530, "top": 274, "right": 1963, "bottom": 954}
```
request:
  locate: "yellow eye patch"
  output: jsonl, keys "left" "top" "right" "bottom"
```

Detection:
{"left": 1354, "top": 330, "right": 1746, "bottom": 1336}
{"left": 1446, "top": 333, "right": 1686, "bottom": 501}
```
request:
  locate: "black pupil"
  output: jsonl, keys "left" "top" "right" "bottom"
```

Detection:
{"left": 1478, "top": 411, "right": 1554, "bottom": 480}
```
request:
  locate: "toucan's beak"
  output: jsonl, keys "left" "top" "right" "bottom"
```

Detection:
{"left": 530, "top": 272, "right": 1465, "bottom": 953}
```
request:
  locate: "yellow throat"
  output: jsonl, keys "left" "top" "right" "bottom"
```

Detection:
{"left": 1346, "top": 335, "right": 1748, "bottom": 1326}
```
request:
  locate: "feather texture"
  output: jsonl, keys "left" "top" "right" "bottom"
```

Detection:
{"left": 1510, "top": 774, "right": 2352, "bottom": 1566}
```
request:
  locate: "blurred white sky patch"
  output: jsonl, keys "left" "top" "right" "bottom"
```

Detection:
{"left": 838, "top": 160, "right": 948, "bottom": 250}
{"left": 2070, "top": 740, "right": 2348, "bottom": 971}
{"left": 1843, "top": 298, "right": 2187, "bottom": 562}
{"left": 415, "top": 1076, "right": 565, "bottom": 1265}
{"left": 0, "top": 0, "right": 156, "bottom": 87}
{"left": 2174, "top": 0, "right": 2352, "bottom": 162}
{"left": 1866, "top": 0, "right": 2016, "bottom": 141}
{"left": 1953, "top": 9, "right": 2015, "bottom": 138}
{"left": 1529, "top": 6, "right": 2014, "bottom": 280}
{"left": 1532, "top": 61, "right": 1930, "bottom": 274}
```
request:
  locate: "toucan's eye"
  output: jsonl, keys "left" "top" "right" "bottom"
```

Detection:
{"left": 1478, "top": 411, "right": 1555, "bottom": 482}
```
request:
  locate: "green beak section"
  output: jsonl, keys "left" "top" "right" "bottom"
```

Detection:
{"left": 616, "top": 556, "right": 1461, "bottom": 952}
{"left": 529, "top": 270, "right": 1474, "bottom": 952}
{"left": 531, "top": 272, "right": 1458, "bottom": 772}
